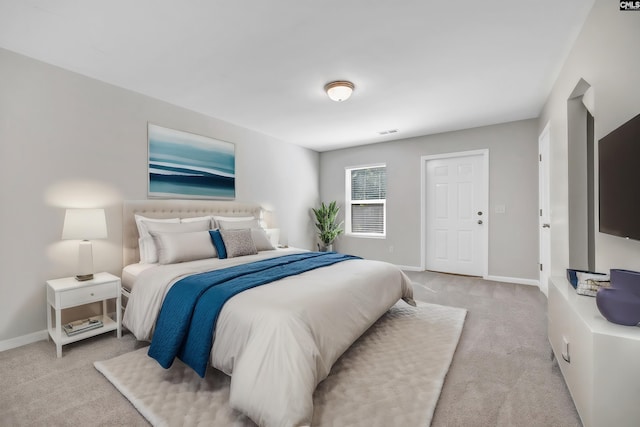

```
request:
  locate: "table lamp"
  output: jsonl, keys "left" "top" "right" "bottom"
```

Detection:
{"left": 62, "top": 208, "right": 108, "bottom": 281}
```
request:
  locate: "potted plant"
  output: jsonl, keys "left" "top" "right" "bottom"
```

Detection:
{"left": 312, "top": 201, "right": 344, "bottom": 252}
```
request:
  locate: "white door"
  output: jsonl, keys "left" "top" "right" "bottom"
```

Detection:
{"left": 425, "top": 153, "right": 486, "bottom": 276}
{"left": 539, "top": 123, "right": 551, "bottom": 295}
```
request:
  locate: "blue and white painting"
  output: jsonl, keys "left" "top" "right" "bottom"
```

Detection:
{"left": 148, "top": 124, "right": 235, "bottom": 199}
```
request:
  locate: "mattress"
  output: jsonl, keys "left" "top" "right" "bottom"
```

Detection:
{"left": 121, "top": 263, "right": 157, "bottom": 291}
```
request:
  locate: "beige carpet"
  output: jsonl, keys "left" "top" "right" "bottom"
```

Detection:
{"left": 95, "top": 302, "right": 466, "bottom": 427}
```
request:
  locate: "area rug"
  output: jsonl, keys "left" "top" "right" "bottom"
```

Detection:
{"left": 95, "top": 301, "right": 466, "bottom": 427}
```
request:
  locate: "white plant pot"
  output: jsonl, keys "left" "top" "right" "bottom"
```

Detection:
{"left": 318, "top": 243, "right": 333, "bottom": 252}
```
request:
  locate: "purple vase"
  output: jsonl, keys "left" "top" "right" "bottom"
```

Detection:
{"left": 596, "top": 269, "right": 640, "bottom": 326}
{"left": 609, "top": 269, "right": 640, "bottom": 295}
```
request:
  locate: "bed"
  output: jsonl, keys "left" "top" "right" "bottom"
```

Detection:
{"left": 120, "top": 199, "right": 414, "bottom": 427}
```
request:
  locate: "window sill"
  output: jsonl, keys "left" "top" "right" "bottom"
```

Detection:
{"left": 345, "top": 233, "right": 386, "bottom": 239}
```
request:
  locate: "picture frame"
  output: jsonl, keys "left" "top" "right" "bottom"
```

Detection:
{"left": 148, "top": 123, "right": 235, "bottom": 199}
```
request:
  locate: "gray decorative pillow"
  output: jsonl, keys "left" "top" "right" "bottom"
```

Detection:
{"left": 220, "top": 228, "right": 258, "bottom": 258}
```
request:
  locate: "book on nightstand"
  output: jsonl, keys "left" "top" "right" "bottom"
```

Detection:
{"left": 63, "top": 318, "right": 103, "bottom": 336}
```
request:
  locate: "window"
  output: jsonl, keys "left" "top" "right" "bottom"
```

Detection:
{"left": 345, "top": 164, "right": 386, "bottom": 237}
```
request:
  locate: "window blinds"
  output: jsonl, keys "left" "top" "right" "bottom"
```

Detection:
{"left": 350, "top": 167, "right": 386, "bottom": 200}
{"left": 350, "top": 166, "right": 386, "bottom": 235}
{"left": 351, "top": 204, "right": 385, "bottom": 233}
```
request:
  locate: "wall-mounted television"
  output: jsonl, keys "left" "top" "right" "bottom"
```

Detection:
{"left": 598, "top": 113, "right": 640, "bottom": 241}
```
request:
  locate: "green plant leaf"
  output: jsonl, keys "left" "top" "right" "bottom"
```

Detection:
{"left": 312, "top": 201, "right": 344, "bottom": 245}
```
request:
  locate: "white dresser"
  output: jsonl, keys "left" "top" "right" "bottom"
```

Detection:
{"left": 548, "top": 276, "right": 640, "bottom": 427}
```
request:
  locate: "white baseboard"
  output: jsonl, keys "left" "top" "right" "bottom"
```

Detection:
{"left": 397, "top": 266, "right": 540, "bottom": 289}
{"left": 485, "top": 275, "right": 539, "bottom": 287}
{"left": 0, "top": 329, "right": 48, "bottom": 353}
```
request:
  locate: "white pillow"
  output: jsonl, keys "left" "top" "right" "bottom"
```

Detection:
{"left": 139, "top": 219, "right": 211, "bottom": 263}
{"left": 217, "top": 218, "right": 262, "bottom": 230}
{"left": 264, "top": 228, "right": 280, "bottom": 247}
{"left": 181, "top": 215, "right": 214, "bottom": 228}
{"left": 251, "top": 228, "right": 275, "bottom": 251}
{"left": 213, "top": 216, "right": 255, "bottom": 228}
{"left": 135, "top": 215, "right": 179, "bottom": 239}
{"left": 213, "top": 215, "right": 255, "bottom": 222}
{"left": 135, "top": 215, "right": 179, "bottom": 263}
{"left": 151, "top": 230, "right": 217, "bottom": 265}
{"left": 216, "top": 217, "right": 271, "bottom": 250}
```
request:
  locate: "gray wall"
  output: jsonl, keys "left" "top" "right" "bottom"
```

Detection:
{"left": 0, "top": 48, "right": 319, "bottom": 343}
{"left": 539, "top": 0, "right": 640, "bottom": 276}
{"left": 320, "top": 119, "right": 539, "bottom": 281}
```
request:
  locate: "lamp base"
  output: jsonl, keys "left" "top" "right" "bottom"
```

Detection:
{"left": 77, "top": 240, "right": 94, "bottom": 282}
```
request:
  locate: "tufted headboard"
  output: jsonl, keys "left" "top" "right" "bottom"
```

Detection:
{"left": 123, "top": 199, "right": 264, "bottom": 266}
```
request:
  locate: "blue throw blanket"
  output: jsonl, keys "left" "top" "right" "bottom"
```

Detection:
{"left": 148, "top": 251, "right": 361, "bottom": 377}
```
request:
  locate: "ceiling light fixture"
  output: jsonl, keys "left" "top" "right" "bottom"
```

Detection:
{"left": 324, "top": 81, "right": 354, "bottom": 102}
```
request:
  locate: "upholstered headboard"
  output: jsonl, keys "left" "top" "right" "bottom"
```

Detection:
{"left": 123, "top": 199, "right": 263, "bottom": 266}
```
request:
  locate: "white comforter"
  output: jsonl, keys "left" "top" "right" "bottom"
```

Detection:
{"left": 123, "top": 249, "right": 414, "bottom": 427}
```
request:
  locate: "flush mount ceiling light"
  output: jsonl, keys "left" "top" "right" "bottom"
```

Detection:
{"left": 324, "top": 81, "right": 354, "bottom": 102}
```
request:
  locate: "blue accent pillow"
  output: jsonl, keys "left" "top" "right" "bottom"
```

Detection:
{"left": 208, "top": 230, "right": 227, "bottom": 259}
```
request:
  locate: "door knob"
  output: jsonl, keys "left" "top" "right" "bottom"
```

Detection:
{"left": 542, "top": 223, "right": 550, "bottom": 228}
{"left": 477, "top": 220, "right": 483, "bottom": 225}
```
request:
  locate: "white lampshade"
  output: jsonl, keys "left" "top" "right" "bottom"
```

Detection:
{"left": 61, "top": 208, "right": 107, "bottom": 281}
{"left": 324, "top": 81, "right": 354, "bottom": 102}
{"left": 62, "top": 209, "right": 108, "bottom": 240}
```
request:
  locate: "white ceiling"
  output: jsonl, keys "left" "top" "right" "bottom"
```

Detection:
{"left": 0, "top": 0, "right": 594, "bottom": 152}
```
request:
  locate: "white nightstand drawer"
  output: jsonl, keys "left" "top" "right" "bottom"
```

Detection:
{"left": 59, "top": 282, "right": 116, "bottom": 308}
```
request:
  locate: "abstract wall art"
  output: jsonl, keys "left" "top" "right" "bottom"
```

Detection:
{"left": 148, "top": 124, "right": 235, "bottom": 199}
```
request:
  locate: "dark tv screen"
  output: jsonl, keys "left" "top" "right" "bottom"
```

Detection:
{"left": 598, "top": 113, "right": 640, "bottom": 240}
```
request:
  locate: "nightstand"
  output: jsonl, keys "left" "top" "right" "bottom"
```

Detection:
{"left": 46, "top": 272, "right": 122, "bottom": 357}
